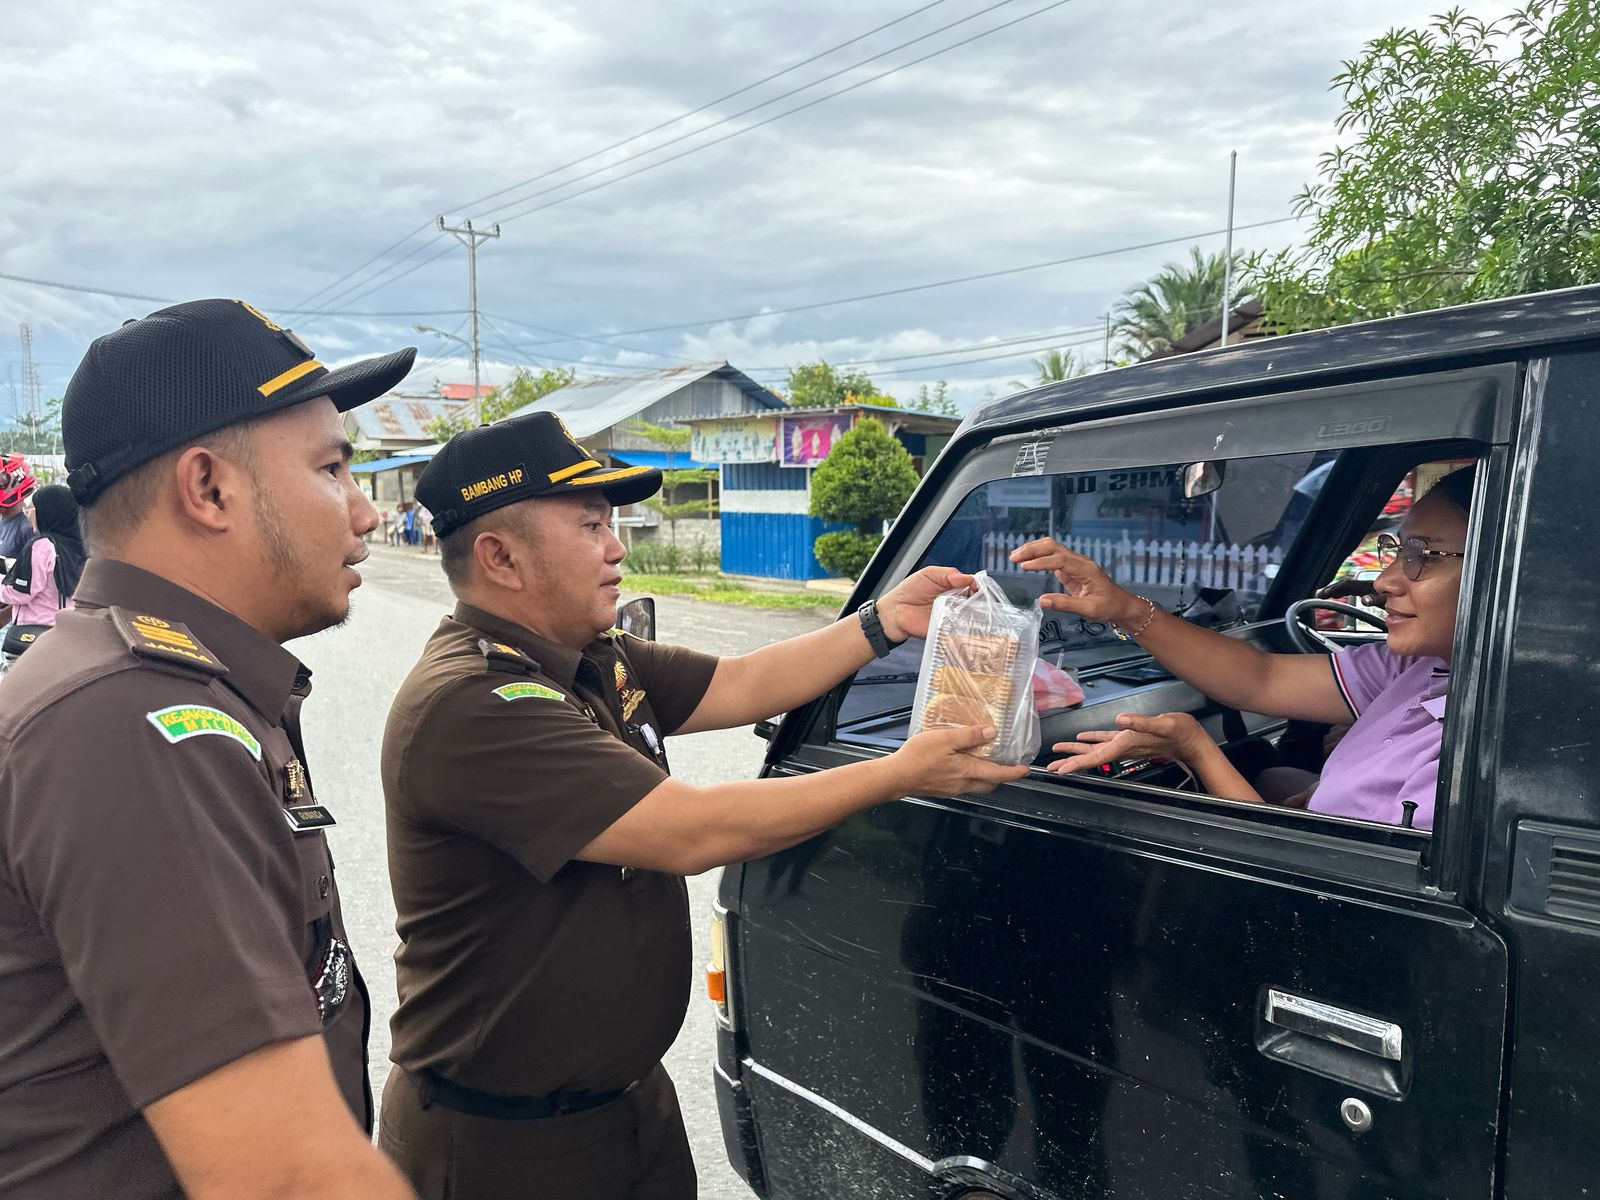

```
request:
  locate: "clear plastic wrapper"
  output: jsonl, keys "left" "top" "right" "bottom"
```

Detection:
{"left": 908, "top": 571, "right": 1043, "bottom": 765}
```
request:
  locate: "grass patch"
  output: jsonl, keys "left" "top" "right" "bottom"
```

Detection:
{"left": 623, "top": 573, "right": 843, "bottom": 610}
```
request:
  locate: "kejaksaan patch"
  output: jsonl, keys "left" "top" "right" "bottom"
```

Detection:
{"left": 145, "top": 705, "right": 262, "bottom": 760}
{"left": 492, "top": 682, "right": 566, "bottom": 703}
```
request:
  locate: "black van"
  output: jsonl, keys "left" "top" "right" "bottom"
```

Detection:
{"left": 709, "top": 287, "right": 1600, "bottom": 1200}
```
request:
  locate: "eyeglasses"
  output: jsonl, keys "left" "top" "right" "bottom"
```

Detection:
{"left": 1376, "top": 533, "right": 1465, "bottom": 581}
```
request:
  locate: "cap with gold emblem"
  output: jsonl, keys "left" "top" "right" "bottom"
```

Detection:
{"left": 62, "top": 299, "right": 416, "bottom": 504}
{"left": 417, "top": 410, "right": 663, "bottom": 537}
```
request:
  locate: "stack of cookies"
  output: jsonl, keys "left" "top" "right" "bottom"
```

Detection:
{"left": 921, "top": 631, "right": 1021, "bottom": 757}
{"left": 908, "top": 570, "right": 1042, "bottom": 765}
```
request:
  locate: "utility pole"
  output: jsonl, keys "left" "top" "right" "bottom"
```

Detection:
{"left": 1103, "top": 311, "right": 1112, "bottom": 370}
{"left": 436, "top": 216, "right": 501, "bottom": 425}
{"left": 1218, "top": 151, "right": 1238, "bottom": 349}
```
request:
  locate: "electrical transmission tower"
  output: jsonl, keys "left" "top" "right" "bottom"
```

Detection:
{"left": 436, "top": 217, "right": 501, "bottom": 426}
{"left": 18, "top": 324, "right": 41, "bottom": 421}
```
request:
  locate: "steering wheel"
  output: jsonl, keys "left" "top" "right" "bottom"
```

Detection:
{"left": 1284, "top": 598, "right": 1388, "bottom": 654}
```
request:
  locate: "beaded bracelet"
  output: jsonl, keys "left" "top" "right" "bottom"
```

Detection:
{"left": 1112, "top": 596, "right": 1158, "bottom": 641}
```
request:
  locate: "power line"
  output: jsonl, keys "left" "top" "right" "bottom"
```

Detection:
{"left": 452, "top": 0, "right": 960, "bottom": 219}
{"left": 296, "top": 240, "right": 459, "bottom": 325}
{"left": 293, "top": 1, "right": 961, "bottom": 323}
{"left": 488, "top": 0, "right": 1070, "bottom": 228}
{"left": 477, "top": 316, "right": 668, "bottom": 373}
{"left": 294, "top": 233, "right": 451, "bottom": 325}
{"left": 481, "top": 311, "right": 699, "bottom": 363}
{"left": 512, "top": 218, "right": 1294, "bottom": 344}
{"left": 0, "top": 270, "right": 172, "bottom": 304}
{"left": 290, "top": 219, "right": 438, "bottom": 311}
{"left": 474, "top": 0, "right": 1031, "bottom": 224}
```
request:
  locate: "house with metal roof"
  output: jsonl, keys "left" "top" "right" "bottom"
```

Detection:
{"left": 501, "top": 361, "right": 784, "bottom": 472}
{"left": 684, "top": 403, "right": 960, "bottom": 580}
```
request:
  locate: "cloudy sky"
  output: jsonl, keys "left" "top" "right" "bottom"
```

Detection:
{"left": 2, "top": 0, "right": 1517, "bottom": 414}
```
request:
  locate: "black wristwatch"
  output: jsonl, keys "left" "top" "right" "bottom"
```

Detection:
{"left": 857, "top": 599, "right": 904, "bottom": 658}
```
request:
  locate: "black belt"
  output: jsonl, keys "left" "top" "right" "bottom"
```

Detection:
{"left": 405, "top": 1067, "right": 633, "bottom": 1120}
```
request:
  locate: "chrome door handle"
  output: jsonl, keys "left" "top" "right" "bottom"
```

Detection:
{"left": 1264, "top": 990, "right": 1403, "bottom": 1061}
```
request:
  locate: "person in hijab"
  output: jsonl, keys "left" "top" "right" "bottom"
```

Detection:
{"left": 1, "top": 484, "right": 88, "bottom": 628}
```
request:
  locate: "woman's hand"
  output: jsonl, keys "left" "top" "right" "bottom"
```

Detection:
{"left": 1046, "top": 711, "right": 1211, "bottom": 776}
{"left": 876, "top": 566, "right": 975, "bottom": 641}
{"left": 1008, "top": 538, "right": 1145, "bottom": 626}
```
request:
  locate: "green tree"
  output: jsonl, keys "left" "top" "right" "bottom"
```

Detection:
{"left": 782, "top": 360, "right": 896, "bottom": 408}
{"left": 809, "top": 417, "right": 919, "bottom": 578}
{"left": 621, "top": 419, "right": 718, "bottom": 549}
{"left": 1249, "top": 3, "right": 1600, "bottom": 330}
{"left": 2, "top": 398, "right": 62, "bottom": 455}
{"left": 1111, "top": 247, "right": 1236, "bottom": 358}
{"left": 429, "top": 365, "right": 575, "bottom": 440}
{"left": 906, "top": 380, "right": 959, "bottom": 416}
{"left": 1009, "top": 348, "right": 1091, "bottom": 391}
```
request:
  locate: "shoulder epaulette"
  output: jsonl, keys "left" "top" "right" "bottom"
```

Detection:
{"left": 110, "top": 609, "right": 227, "bottom": 677}
{"left": 477, "top": 638, "right": 541, "bottom": 675}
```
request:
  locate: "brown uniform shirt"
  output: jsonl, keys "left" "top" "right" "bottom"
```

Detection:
{"left": 383, "top": 602, "right": 718, "bottom": 1095}
{"left": 0, "top": 560, "right": 370, "bottom": 1199}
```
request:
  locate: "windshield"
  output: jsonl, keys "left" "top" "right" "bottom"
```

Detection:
{"left": 837, "top": 449, "right": 1337, "bottom": 737}
{"left": 914, "top": 451, "right": 1332, "bottom": 652}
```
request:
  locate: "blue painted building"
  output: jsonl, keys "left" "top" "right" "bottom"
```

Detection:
{"left": 687, "top": 405, "right": 959, "bottom": 581}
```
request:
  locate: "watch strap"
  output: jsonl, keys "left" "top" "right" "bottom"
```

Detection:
{"left": 857, "top": 600, "right": 901, "bottom": 658}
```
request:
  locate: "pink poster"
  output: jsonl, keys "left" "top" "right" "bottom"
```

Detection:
{"left": 780, "top": 413, "right": 855, "bottom": 467}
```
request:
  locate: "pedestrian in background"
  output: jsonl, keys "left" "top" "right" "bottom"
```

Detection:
{"left": 0, "top": 453, "right": 38, "bottom": 560}
{"left": 0, "top": 299, "right": 420, "bottom": 1200}
{"left": 0, "top": 484, "right": 87, "bottom": 627}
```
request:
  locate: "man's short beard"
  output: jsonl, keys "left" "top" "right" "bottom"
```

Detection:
{"left": 254, "top": 484, "right": 350, "bottom": 640}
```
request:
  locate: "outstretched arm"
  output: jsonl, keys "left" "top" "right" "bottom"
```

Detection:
{"left": 1011, "top": 538, "right": 1352, "bottom": 726}
{"left": 1047, "top": 712, "right": 1263, "bottom": 804}
{"left": 675, "top": 566, "right": 973, "bottom": 734}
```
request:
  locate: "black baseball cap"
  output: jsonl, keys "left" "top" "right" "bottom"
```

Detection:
{"left": 418, "top": 410, "right": 662, "bottom": 537}
{"left": 62, "top": 298, "right": 417, "bottom": 504}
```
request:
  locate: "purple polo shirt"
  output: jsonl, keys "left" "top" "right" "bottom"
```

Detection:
{"left": 1307, "top": 642, "right": 1449, "bottom": 830}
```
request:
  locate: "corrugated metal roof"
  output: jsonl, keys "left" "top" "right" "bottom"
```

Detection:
{"left": 502, "top": 362, "right": 784, "bottom": 439}
{"left": 347, "top": 395, "right": 469, "bottom": 442}
{"left": 350, "top": 449, "right": 439, "bottom": 474}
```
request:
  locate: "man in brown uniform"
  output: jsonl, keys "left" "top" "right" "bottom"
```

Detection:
{"left": 379, "top": 412, "right": 1026, "bottom": 1198}
{"left": 0, "top": 300, "right": 419, "bottom": 1199}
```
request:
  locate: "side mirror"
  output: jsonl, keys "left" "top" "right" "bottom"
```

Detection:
{"left": 1182, "top": 460, "right": 1226, "bottom": 500}
{"left": 617, "top": 597, "right": 657, "bottom": 642}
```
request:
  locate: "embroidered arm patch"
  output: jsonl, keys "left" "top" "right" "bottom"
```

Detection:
{"left": 491, "top": 682, "right": 565, "bottom": 702}
{"left": 146, "top": 704, "right": 263, "bottom": 760}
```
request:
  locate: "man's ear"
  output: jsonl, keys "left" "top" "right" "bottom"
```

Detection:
{"left": 171, "top": 445, "right": 248, "bottom": 533}
{"left": 472, "top": 528, "right": 526, "bottom": 592}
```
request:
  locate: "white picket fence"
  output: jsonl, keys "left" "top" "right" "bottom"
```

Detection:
{"left": 982, "top": 531, "right": 1284, "bottom": 596}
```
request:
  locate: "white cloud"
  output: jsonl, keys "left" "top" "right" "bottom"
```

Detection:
{"left": 1, "top": 0, "right": 1520, "bottom": 422}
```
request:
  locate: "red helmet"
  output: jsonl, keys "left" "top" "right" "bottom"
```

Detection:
{"left": 0, "top": 454, "right": 38, "bottom": 508}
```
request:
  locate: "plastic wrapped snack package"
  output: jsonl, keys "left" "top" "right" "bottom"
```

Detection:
{"left": 908, "top": 571, "right": 1043, "bottom": 765}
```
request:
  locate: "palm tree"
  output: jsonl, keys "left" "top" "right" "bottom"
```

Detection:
{"left": 1010, "top": 348, "right": 1089, "bottom": 390}
{"left": 1112, "top": 247, "right": 1237, "bottom": 358}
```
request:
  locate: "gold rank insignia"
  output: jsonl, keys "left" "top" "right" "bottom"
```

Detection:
{"left": 114, "top": 611, "right": 225, "bottom": 676}
{"left": 284, "top": 758, "right": 309, "bottom": 801}
{"left": 615, "top": 662, "right": 647, "bottom": 721}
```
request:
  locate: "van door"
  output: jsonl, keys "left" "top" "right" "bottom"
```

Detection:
{"left": 724, "top": 371, "right": 1514, "bottom": 1200}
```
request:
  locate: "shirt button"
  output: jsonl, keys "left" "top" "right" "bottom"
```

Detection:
{"left": 1384, "top": 737, "right": 1394, "bottom": 746}
{"left": 317, "top": 875, "right": 330, "bottom": 900}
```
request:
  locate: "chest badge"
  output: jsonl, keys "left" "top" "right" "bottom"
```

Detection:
{"left": 283, "top": 758, "right": 309, "bottom": 802}
{"left": 615, "top": 661, "right": 647, "bottom": 721}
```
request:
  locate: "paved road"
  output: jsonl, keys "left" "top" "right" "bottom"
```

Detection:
{"left": 295, "top": 544, "right": 835, "bottom": 1197}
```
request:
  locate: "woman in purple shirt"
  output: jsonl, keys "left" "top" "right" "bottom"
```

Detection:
{"left": 1010, "top": 466, "right": 1475, "bottom": 830}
